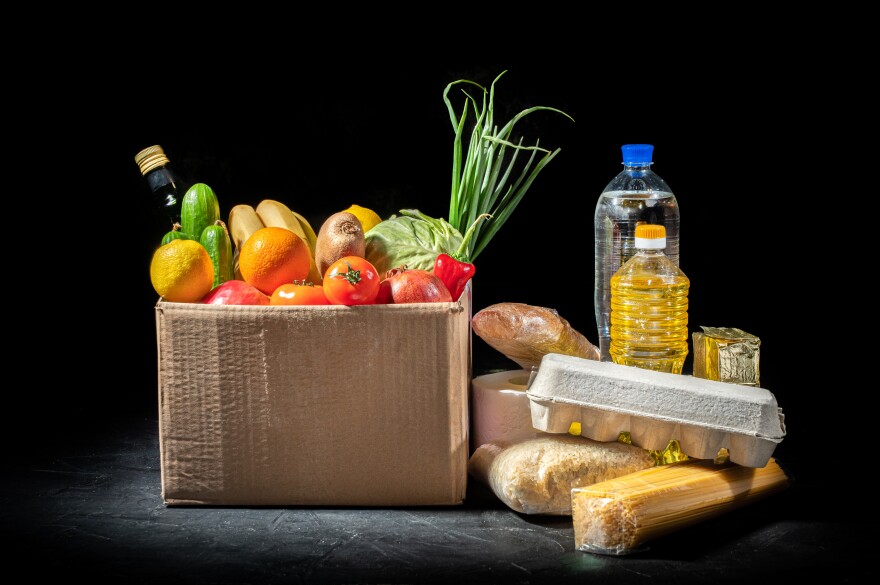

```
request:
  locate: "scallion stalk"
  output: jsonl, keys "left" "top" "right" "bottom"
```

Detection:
{"left": 444, "top": 70, "right": 574, "bottom": 260}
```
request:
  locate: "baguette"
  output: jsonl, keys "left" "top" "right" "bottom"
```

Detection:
{"left": 472, "top": 303, "right": 599, "bottom": 369}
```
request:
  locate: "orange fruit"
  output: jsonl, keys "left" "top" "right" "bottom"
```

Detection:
{"left": 239, "top": 227, "right": 311, "bottom": 294}
{"left": 150, "top": 239, "right": 215, "bottom": 303}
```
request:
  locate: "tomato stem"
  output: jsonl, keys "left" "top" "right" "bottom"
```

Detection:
{"left": 332, "top": 260, "right": 362, "bottom": 285}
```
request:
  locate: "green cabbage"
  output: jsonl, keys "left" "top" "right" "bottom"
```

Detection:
{"left": 364, "top": 209, "right": 463, "bottom": 277}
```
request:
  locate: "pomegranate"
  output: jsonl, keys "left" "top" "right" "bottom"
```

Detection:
{"left": 377, "top": 266, "right": 453, "bottom": 304}
{"left": 202, "top": 279, "right": 271, "bottom": 305}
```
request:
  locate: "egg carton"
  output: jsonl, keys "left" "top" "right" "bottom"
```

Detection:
{"left": 525, "top": 354, "right": 786, "bottom": 467}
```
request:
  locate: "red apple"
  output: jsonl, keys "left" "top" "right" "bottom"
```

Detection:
{"left": 377, "top": 267, "right": 452, "bottom": 304}
{"left": 201, "top": 279, "right": 270, "bottom": 305}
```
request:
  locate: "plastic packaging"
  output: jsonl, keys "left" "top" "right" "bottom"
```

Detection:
{"left": 471, "top": 369, "right": 535, "bottom": 450}
{"left": 526, "top": 354, "right": 786, "bottom": 468}
{"left": 571, "top": 457, "right": 790, "bottom": 555}
{"left": 594, "top": 144, "right": 680, "bottom": 362}
{"left": 467, "top": 434, "right": 655, "bottom": 515}
{"left": 609, "top": 224, "right": 689, "bottom": 374}
{"left": 134, "top": 145, "right": 186, "bottom": 229}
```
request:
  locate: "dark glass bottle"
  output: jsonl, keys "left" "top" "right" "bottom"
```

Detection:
{"left": 134, "top": 145, "right": 184, "bottom": 229}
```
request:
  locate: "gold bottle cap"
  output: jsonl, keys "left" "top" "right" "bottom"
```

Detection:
{"left": 134, "top": 145, "right": 171, "bottom": 176}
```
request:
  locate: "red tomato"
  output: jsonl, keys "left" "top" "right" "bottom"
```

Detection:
{"left": 270, "top": 282, "right": 330, "bottom": 305}
{"left": 323, "top": 256, "right": 381, "bottom": 306}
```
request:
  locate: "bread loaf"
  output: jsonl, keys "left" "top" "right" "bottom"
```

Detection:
{"left": 468, "top": 434, "right": 656, "bottom": 515}
{"left": 471, "top": 303, "right": 599, "bottom": 369}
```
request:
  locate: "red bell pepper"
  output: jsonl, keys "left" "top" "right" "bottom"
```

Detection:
{"left": 434, "top": 252, "right": 474, "bottom": 301}
{"left": 433, "top": 213, "right": 491, "bottom": 300}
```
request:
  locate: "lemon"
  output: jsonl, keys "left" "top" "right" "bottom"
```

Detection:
{"left": 150, "top": 239, "right": 215, "bottom": 302}
{"left": 342, "top": 204, "right": 383, "bottom": 233}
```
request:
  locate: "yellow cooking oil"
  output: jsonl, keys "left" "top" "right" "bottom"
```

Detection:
{"left": 609, "top": 224, "right": 690, "bottom": 374}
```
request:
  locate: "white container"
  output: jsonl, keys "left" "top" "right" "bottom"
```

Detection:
{"left": 526, "top": 354, "right": 786, "bottom": 467}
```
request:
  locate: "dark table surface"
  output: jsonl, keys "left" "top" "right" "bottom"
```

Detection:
{"left": 3, "top": 412, "right": 868, "bottom": 585}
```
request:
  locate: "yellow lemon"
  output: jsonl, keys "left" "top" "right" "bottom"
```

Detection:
{"left": 150, "top": 239, "right": 215, "bottom": 303}
{"left": 342, "top": 204, "right": 383, "bottom": 234}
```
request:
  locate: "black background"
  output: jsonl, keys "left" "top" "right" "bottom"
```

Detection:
{"left": 34, "top": 59, "right": 838, "bottom": 476}
{"left": 5, "top": 37, "right": 862, "bottom": 578}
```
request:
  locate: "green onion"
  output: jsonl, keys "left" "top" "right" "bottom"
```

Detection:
{"left": 444, "top": 70, "right": 574, "bottom": 260}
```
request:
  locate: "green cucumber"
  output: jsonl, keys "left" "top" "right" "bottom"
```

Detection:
{"left": 161, "top": 223, "right": 196, "bottom": 246}
{"left": 200, "top": 220, "right": 234, "bottom": 287}
{"left": 181, "top": 183, "right": 221, "bottom": 242}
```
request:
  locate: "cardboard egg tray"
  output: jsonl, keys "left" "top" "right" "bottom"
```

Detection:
{"left": 525, "top": 354, "right": 786, "bottom": 467}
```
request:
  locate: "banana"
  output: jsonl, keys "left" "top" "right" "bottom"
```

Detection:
{"left": 256, "top": 199, "right": 308, "bottom": 241}
{"left": 289, "top": 209, "right": 319, "bottom": 253}
{"left": 228, "top": 204, "right": 264, "bottom": 250}
{"left": 228, "top": 204, "right": 264, "bottom": 280}
{"left": 256, "top": 199, "right": 324, "bottom": 284}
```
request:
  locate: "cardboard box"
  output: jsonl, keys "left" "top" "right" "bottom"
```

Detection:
{"left": 155, "top": 291, "right": 471, "bottom": 506}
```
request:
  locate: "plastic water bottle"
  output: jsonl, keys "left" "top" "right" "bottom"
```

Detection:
{"left": 594, "top": 144, "right": 680, "bottom": 361}
{"left": 609, "top": 224, "right": 689, "bottom": 374}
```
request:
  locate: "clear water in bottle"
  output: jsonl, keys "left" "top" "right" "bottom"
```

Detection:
{"left": 594, "top": 144, "right": 679, "bottom": 361}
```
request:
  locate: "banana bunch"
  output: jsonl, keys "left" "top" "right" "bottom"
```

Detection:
{"left": 228, "top": 199, "right": 322, "bottom": 284}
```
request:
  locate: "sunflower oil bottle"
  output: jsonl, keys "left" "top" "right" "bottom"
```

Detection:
{"left": 609, "top": 224, "right": 689, "bottom": 374}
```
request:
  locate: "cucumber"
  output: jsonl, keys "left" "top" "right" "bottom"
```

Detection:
{"left": 181, "top": 183, "right": 221, "bottom": 241}
{"left": 161, "top": 223, "right": 196, "bottom": 246}
{"left": 200, "top": 220, "right": 234, "bottom": 287}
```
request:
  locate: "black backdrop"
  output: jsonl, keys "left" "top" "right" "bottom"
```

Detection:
{"left": 25, "top": 60, "right": 840, "bottom": 487}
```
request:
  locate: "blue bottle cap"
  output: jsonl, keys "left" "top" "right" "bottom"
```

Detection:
{"left": 621, "top": 144, "right": 654, "bottom": 165}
